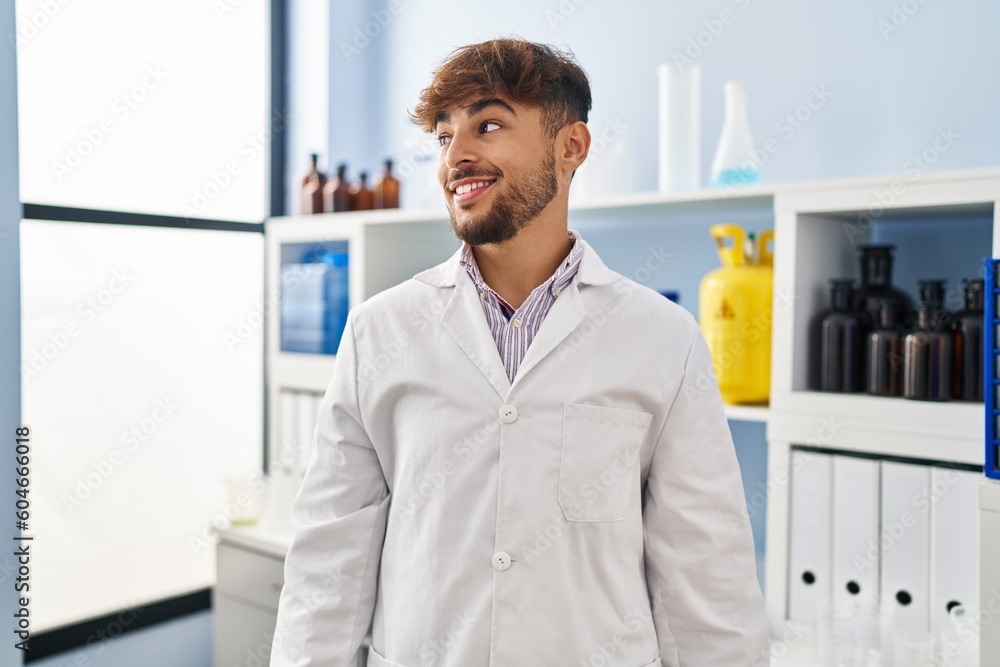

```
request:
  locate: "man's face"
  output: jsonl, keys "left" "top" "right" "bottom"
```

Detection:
{"left": 434, "top": 97, "right": 558, "bottom": 246}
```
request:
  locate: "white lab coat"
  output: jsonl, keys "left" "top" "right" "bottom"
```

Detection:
{"left": 270, "top": 238, "right": 769, "bottom": 667}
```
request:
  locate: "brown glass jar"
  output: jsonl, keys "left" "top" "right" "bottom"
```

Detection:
{"left": 953, "top": 278, "right": 984, "bottom": 401}
{"left": 854, "top": 245, "right": 914, "bottom": 327}
{"left": 323, "top": 163, "right": 351, "bottom": 213}
{"left": 917, "top": 279, "right": 952, "bottom": 330}
{"left": 865, "top": 299, "right": 905, "bottom": 396}
{"left": 809, "top": 279, "right": 869, "bottom": 393}
{"left": 300, "top": 153, "right": 327, "bottom": 214}
{"left": 374, "top": 159, "right": 400, "bottom": 209}
{"left": 349, "top": 171, "right": 374, "bottom": 211}
{"left": 903, "top": 303, "right": 953, "bottom": 401}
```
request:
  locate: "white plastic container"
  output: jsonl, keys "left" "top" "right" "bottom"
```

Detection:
{"left": 657, "top": 63, "right": 700, "bottom": 193}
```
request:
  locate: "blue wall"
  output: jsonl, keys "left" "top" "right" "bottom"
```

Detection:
{"left": 331, "top": 0, "right": 999, "bottom": 193}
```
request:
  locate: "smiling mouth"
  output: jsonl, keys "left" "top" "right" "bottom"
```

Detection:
{"left": 451, "top": 180, "right": 496, "bottom": 205}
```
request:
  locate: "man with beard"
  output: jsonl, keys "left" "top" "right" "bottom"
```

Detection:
{"left": 271, "top": 39, "right": 769, "bottom": 667}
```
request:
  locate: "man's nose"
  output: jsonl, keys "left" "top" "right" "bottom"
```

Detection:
{"left": 444, "top": 130, "right": 478, "bottom": 169}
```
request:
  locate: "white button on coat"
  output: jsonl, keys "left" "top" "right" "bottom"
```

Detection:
{"left": 492, "top": 551, "right": 511, "bottom": 571}
{"left": 272, "top": 238, "right": 769, "bottom": 667}
{"left": 498, "top": 404, "right": 518, "bottom": 423}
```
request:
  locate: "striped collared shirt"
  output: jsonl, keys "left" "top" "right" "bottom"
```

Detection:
{"left": 459, "top": 229, "right": 584, "bottom": 383}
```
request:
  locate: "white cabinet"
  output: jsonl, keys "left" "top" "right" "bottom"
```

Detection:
{"left": 980, "top": 482, "right": 1000, "bottom": 662}
{"left": 217, "top": 543, "right": 285, "bottom": 610}
{"left": 764, "top": 168, "right": 997, "bottom": 631}
{"left": 213, "top": 514, "right": 373, "bottom": 667}
{"left": 214, "top": 595, "right": 283, "bottom": 667}
{"left": 213, "top": 535, "right": 285, "bottom": 667}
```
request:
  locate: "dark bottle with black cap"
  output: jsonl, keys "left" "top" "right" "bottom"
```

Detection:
{"left": 854, "top": 244, "right": 914, "bottom": 327}
{"left": 810, "top": 279, "right": 869, "bottom": 393}
{"left": 865, "top": 299, "right": 905, "bottom": 396}
{"left": 917, "top": 279, "right": 952, "bottom": 330}
{"left": 903, "top": 302, "right": 953, "bottom": 401}
{"left": 953, "top": 278, "right": 984, "bottom": 401}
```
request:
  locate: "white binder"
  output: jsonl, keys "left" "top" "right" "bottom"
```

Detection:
{"left": 930, "top": 467, "right": 980, "bottom": 636}
{"left": 880, "top": 461, "right": 931, "bottom": 636}
{"left": 832, "top": 456, "right": 880, "bottom": 608}
{"left": 788, "top": 449, "right": 833, "bottom": 624}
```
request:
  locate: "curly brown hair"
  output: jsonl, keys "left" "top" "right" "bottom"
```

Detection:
{"left": 410, "top": 38, "right": 592, "bottom": 139}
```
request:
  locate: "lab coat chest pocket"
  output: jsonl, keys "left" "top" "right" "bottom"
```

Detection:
{"left": 558, "top": 403, "right": 653, "bottom": 522}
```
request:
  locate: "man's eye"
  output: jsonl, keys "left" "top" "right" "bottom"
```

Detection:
{"left": 437, "top": 134, "right": 451, "bottom": 147}
{"left": 482, "top": 121, "right": 501, "bottom": 133}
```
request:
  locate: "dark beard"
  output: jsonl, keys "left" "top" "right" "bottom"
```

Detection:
{"left": 449, "top": 149, "right": 558, "bottom": 246}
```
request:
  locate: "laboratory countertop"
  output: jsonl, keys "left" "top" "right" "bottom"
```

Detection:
{"left": 215, "top": 473, "right": 299, "bottom": 558}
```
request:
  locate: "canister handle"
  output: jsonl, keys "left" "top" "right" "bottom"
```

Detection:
{"left": 710, "top": 223, "right": 745, "bottom": 267}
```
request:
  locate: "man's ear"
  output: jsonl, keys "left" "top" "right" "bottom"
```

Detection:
{"left": 558, "top": 121, "right": 591, "bottom": 178}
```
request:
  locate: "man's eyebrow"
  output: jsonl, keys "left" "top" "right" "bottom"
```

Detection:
{"left": 466, "top": 98, "right": 517, "bottom": 117}
{"left": 434, "top": 98, "right": 518, "bottom": 129}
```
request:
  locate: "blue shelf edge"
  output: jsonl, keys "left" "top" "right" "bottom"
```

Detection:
{"left": 986, "top": 258, "right": 999, "bottom": 480}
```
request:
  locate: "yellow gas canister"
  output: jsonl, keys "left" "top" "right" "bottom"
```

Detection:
{"left": 698, "top": 224, "right": 773, "bottom": 404}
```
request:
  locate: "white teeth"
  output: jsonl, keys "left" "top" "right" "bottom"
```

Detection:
{"left": 455, "top": 181, "right": 491, "bottom": 195}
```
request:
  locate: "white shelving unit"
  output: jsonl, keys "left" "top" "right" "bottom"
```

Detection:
{"left": 215, "top": 167, "right": 999, "bottom": 666}
{"left": 264, "top": 211, "right": 459, "bottom": 465}
{"left": 724, "top": 404, "right": 771, "bottom": 423}
{"left": 764, "top": 167, "right": 998, "bottom": 649}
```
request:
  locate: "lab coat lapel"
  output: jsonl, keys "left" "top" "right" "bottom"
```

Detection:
{"left": 508, "top": 239, "right": 619, "bottom": 391}
{"left": 422, "top": 237, "right": 621, "bottom": 400}
{"left": 508, "top": 280, "right": 585, "bottom": 392}
{"left": 439, "top": 270, "right": 512, "bottom": 400}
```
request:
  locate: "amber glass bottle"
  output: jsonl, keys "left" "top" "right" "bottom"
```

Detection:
{"left": 810, "top": 279, "right": 869, "bottom": 393}
{"left": 953, "top": 278, "right": 984, "bottom": 401}
{"left": 917, "top": 279, "right": 952, "bottom": 329}
{"left": 300, "top": 153, "right": 327, "bottom": 214}
{"left": 324, "top": 163, "right": 351, "bottom": 213}
{"left": 374, "top": 159, "right": 400, "bottom": 209}
{"left": 854, "top": 245, "right": 914, "bottom": 327}
{"left": 349, "top": 171, "right": 374, "bottom": 211}
{"left": 903, "top": 303, "right": 953, "bottom": 401}
{"left": 865, "top": 300, "right": 905, "bottom": 396}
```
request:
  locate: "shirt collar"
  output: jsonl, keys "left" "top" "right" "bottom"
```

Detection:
{"left": 458, "top": 229, "right": 583, "bottom": 300}
{"left": 414, "top": 231, "right": 620, "bottom": 289}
